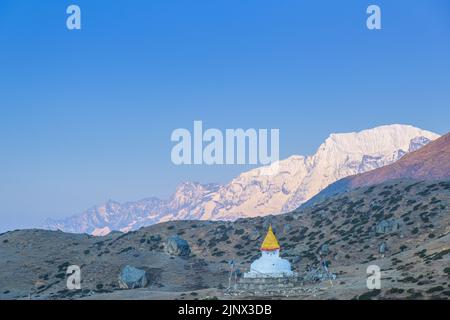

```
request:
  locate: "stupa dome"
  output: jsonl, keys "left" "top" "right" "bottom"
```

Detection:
{"left": 244, "top": 225, "right": 294, "bottom": 278}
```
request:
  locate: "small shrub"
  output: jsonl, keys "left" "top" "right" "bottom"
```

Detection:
{"left": 426, "top": 286, "right": 444, "bottom": 294}
{"left": 358, "top": 290, "right": 381, "bottom": 300}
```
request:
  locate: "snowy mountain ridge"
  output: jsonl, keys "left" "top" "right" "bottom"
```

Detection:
{"left": 43, "top": 124, "right": 440, "bottom": 235}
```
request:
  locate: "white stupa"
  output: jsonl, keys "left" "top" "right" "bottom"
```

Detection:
{"left": 244, "top": 225, "right": 294, "bottom": 278}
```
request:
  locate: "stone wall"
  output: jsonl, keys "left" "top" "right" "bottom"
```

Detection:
{"left": 236, "top": 276, "right": 302, "bottom": 295}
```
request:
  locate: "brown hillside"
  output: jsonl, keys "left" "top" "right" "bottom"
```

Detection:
{"left": 350, "top": 133, "right": 450, "bottom": 188}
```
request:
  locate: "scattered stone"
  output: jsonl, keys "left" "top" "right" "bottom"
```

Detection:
{"left": 376, "top": 219, "right": 401, "bottom": 234}
{"left": 165, "top": 235, "right": 191, "bottom": 257}
{"left": 118, "top": 265, "right": 148, "bottom": 289}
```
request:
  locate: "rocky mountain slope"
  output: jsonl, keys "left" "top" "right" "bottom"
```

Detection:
{"left": 303, "top": 132, "right": 450, "bottom": 208}
{"left": 44, "top": 124, "right": 439, "bottom": 235}
{"left": 2, "top": 179, "right": 449, "bottom": 300}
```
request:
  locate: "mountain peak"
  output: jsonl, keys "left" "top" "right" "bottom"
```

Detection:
{"left": 321, "top": 124, "right": 439, "bottom": 156}
{"left": 350, "top": 132, "right": 450, "bottom": 187}
{"left": 43, "top": 125, "right": 441, "bottom": 234}
{"left": 302, "top": 132, "right": 450, "bottom": 209}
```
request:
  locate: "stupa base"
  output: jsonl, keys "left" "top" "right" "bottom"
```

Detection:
{"left": 237, "top": 274, "right": 301, "bottom": 292}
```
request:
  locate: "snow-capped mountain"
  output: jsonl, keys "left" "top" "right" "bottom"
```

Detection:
{"left": 44, "top": 124, "right": 440, "bottom": 234}
{"left": 302, "top": 132, "right": 450, "bottom": 209}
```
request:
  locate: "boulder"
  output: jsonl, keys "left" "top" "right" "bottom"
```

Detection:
{"left": 118, "top": 265, "right": 148, "bottom": 289}
{"left": 375, "top": 219, "right": 401, "bottom": 234}
{"left": 165, "top": 235, "right": 191, "bottom": 257}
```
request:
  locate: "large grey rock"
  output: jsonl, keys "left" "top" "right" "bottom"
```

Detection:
{"left": 165, "top": 235, "right": 191, "bottom": 257}
{"left": 375, "top": 219, "right": 401, "bottom": 234}
{"left": 118, "top": 265, "right": 148, "bottom": 289}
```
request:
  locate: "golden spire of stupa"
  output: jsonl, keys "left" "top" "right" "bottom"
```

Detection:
{"left": 260, "top": 225, "right": 280, "bottom": 251}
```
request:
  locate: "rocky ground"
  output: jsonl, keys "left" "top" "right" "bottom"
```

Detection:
{"left": 1, "top": 179, "right": 449, "bottom": 300}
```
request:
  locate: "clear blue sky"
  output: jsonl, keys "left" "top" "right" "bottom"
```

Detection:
{"left": 0, "top": 0, "right": 449, "bottom": 231}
